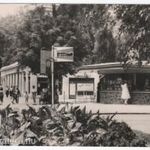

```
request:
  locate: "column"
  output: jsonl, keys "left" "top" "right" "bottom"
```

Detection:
{"left": 19, "top": 72, "right": 22, "bottom": 92}
{"left": 28, "top": 73, "right": 31, "bottom": 94}
{"left": 14, "top": 73, "right": 15, "bottom": 86}
{"left": 23, "top": 72, "right": 26, "bottom": 93}
{"left": 21, "top": 72, "right": 24, "bottom": 93}
{"left": 9, "top": 74, "right": 10, "bottom": 87}
{"left": 9, "top": 74, "right": 11, "bottom": 87}
{"left": 15, "top": 73, "right": 17, "bottom": 87}
{"left": 12, "top": 74, "right": 14, "bottom": 86}
{"left": 7, "top": 75, "right": 9, "bottom": 86}
{"left": 5, "top": 75, "right": 8, "bottom": 87}
{"left": 26, "top": 71, "right": 29, "bottom": 93}
{"left": 10, "top": 74, "right": 12, "bottom": 86}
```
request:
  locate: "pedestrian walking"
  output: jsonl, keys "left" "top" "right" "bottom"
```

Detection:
{"left": 10, "top": 86, "right": 13, "bottom": 99}
{"left": 0, "top": 85, "right": 4, "bottom": 105}
{"left": 121, "top": 80, "right": 131, "bottom": 104}
{"left": 25, "top": 91, "right": 29, "bottom": 103}
{"left": 32, "top": 86, "right": 36, "bottom": 104}
{"left": 5, "top": 86, "right": 9, "bottom": 97}
{"left": 12, "top": 87, "right": 16, "bottom": 104}
{"left": 16, "top": 88, "right": 21, "bottom": 104}
{"left": 12, "top": 87, "right": 20, "bottom": 104}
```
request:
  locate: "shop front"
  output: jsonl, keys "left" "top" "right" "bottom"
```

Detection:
{"left": 61, "top": 70, "right": 99, "bottom": 103}
{"left": 69, "top": 77, "right": 94, "bottom": 101}
{"left": 97, "top": 64, "right": 150, "bottom": 104}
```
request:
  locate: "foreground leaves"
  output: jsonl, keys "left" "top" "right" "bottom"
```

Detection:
{"left": 0, "top": 104, "right": 146, "bottom": 146}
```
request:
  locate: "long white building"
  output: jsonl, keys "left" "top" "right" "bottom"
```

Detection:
{"left": 0, "top": 62, "right": 48, "bottom": 95}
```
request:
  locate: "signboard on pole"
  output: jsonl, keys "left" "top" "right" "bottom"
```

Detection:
{"left": 54, "top": 47, "right": 74, "bottom": 62}
{"left": 40, "top": 50, "right": 51, "bottom": 74}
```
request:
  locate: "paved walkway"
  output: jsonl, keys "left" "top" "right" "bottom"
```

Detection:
{"left": 1, "top": 96, "right": 150, "bottom": 113}
{"left": 1, "top": 96, "right": 150, "bottom": 134}
{"left": 70, "top": 103, "right": 150, "bottom": 134}
{"left": 71, "top": 103, "right": 150, "bottom": 114}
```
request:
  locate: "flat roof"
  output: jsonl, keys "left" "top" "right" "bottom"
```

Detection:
{"left": 78, "top": 61, "right": 150, "bottom": 74}
{"left": 79, "top": 62, "right": 122, "bottom": 70}
{"left": 0, "top": 62, "right": 19, "bottom": 71}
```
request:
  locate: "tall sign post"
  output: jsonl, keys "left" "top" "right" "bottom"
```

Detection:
{"left": 51, "top": 46, "right": 74, "bottom": 105}
{"left": 41, "top": 46, "right": 74, "bottom": 105}
{"left": 51, "top": 46, "right": 55, "bottom": 106}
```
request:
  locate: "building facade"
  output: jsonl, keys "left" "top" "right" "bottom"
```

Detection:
{"left": 61, "top": 69, "right": 99, "bottom": 103}
{"left": 61, "top": 61, "right": 150, "bottom": 104}
{"left": 0, "top": 62, "right": 48, "bottom": 96}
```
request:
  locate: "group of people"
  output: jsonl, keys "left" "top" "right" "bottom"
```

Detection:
{"left": 0, "top": 85, "right": 21, "bottom": 104}
{"left": 0, "top": 84, "right": 50, "bottom": 105}
{"left": 5, "top": 86, "right": 21, "bottom": 104}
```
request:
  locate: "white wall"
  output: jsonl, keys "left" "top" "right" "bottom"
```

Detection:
{"left": 61, "top": 69, "right": 99, "bottom": 103}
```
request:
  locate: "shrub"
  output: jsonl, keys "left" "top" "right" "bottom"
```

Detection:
{"left": 0, "top": 104, "right": 147, "bottom": 146}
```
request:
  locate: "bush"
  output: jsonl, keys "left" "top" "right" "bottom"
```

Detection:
{"left": 0, "top": 104, "right": 146, "bottom": 146}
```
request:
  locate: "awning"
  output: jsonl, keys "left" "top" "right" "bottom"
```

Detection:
{"left": 98, "top": 67, "right": 150, "bottom": 74}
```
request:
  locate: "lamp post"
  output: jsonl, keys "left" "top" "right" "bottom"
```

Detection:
{"left": 51, "top": 46, "right": 54, "bottom": 105}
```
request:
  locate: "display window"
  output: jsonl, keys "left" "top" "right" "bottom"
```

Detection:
{"left": 69, "top": 78, "right": 94, "bottom": 99}
{"left": 100, "top": 73, "right": 150, "bottom": 91}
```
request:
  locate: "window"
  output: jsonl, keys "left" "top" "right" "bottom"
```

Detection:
{"left": 69, "top": 77, "right": 94, "bottom": 98}
{"left": 77, "top": 91, "right": 84, "bottom": 96}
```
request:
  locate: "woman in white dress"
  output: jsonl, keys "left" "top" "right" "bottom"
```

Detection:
{"left": 121, "top": 80, "right": 131, "bottom": 104}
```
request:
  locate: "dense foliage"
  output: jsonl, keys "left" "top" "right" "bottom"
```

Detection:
{"left": 0, "top": 104, "right": 146, "bottom": 146}
{"left": 0, "top": 4, "right": 117, "bottom": 73}
{"left": 0, "top": 4, "right": 150, "bottom": 73}
{"left": 115, "top": 5, "right": 150, "bottom": 63}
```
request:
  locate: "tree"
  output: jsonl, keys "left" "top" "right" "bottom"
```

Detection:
{"left": 66, "top": 4, "right": 117, "bottom": 64}
{"left": 115, "top": 5, "right": 150, "bottom": 63}
{"left": 92, "top": 26, "right": 116, "bottom": 63}
{"left": 0, "top": 4, "right": 117, "bottom": 74}
{"left": 15, "top": 5, "right": 89, "bottom": 75}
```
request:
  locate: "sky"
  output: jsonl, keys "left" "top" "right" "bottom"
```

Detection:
{"left": 0, "top": 4, "right": 26, "bottom": 17}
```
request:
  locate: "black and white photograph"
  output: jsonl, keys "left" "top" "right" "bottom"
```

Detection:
{"left": 0, "top": 2, "right": 150, "bottom": 147}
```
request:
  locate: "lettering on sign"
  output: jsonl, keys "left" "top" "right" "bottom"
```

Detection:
{"left": 77, "top": 83, "right": 94, "bottom": 91}
{"left": 54, "top": 47, "right": 74, "bottom": 62}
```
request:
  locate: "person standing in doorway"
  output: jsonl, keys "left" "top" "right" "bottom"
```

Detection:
{"left": 121, "top": 80, "right": 131, "bottom": 104}
{"left": 0, "top": 85, "right": 4, "bottom": 105}
{"left": 32, "top": 86, "right": 36, "bottom": 105}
